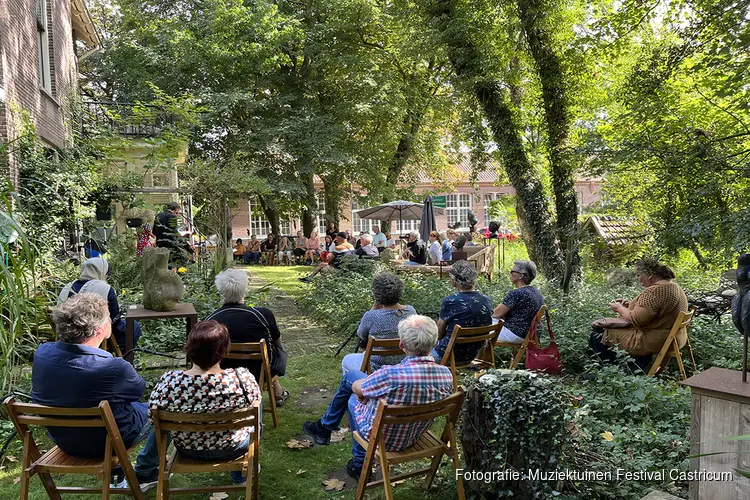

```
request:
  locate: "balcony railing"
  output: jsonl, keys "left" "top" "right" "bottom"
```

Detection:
{"left": 80, "top": 101, "right": 175, "bottom": 138}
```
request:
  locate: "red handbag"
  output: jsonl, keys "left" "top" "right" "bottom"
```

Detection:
{"left": 525, "top": 310, "right": 562, "bottom": 374}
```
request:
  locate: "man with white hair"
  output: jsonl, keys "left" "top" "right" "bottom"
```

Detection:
{"left": 302, "top": 315, "right": 453, "bottom": 480}
{"left": 354, "top": 233, "right": 379, "bottom": 257}
{"left": 401, "top": 230, "right": 427, "bottom": 264}
{"left": 206, "top": 269, "right": 290, "bottom": 406}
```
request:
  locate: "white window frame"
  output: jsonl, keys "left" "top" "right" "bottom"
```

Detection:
{"left": 36, "top": 0, "right": 52, "bottom": 93}
{"left": 393, "top": 219, "right": 418, "bottom": 235}
{"left": 483, "top": 193, "right": 505, "bottom": 227}
{"left": 248, "top": 198, "right": 269, "bottom": 238}
{"left": 316, "top": 192, "right": 326, "bottom": 236}
{"left": 351, "top": 198, "right": 374, "bottom": 234}
{"left": 446, "top": 193, "right": 472, "bottom": 231}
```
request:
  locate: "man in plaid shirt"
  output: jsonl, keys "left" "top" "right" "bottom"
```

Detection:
{"left": 303, "top": 315, "right": 454, "bottom": 479}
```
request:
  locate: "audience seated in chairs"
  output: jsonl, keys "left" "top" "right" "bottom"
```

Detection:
{"left": 58, "top": 257, "right": 141, "bottom": 352}
{"left": 148, "top": 320, "right": 262, "bottom": 486}
{"left": 206, "top": 269, "right": 290, "bottom": 407}
{"left": 341, "top": 273, "right": 415, "bottom": 374}
{"left": 277, "top": 236, "right": 293, "bottom": 265}
{"left": 245, "top": 235, "right": 262, "bottom": 265}
{"left": 427, "top": 231, "right": 442, "bottom": 265}
{"left": 32, "top": 293, "right": 160, "bottom": 491}
{"left": 354, "top": 233, "right": 379, "bottom": 258}
{"left": 262, "top": 234, "right": 277, "bottom": 266}
{"left": 304, "top": 230, "right": 321, "bottom": 265}
{"left": 302, "top": 315, "right": 454, "bottom": 480}
{"left": 299, "top": 232, "right": 354, "bottom": 282}
{"left": 401, "top": 231, "right": 427, "bottom": 265}
{"left": 589, "top": 258, "right": 689, "bottom": 372}
{"left": 293, "top": 231, "right": 308, "bottom": 263}
{"left": 431, "top": 261, "right": 493, "bottom": 363}
{"left": 234, "top": 238, "right": 246, "bottom": 262}
{"left": 492, "top": 260, "right": 545, "bottom": 344}
{"left": 442, "top": 229, "right": 456, "bottom": 261}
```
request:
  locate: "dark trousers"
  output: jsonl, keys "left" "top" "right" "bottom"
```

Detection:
{"left": 588, "top": 327, "right": 652, "bottom": 371}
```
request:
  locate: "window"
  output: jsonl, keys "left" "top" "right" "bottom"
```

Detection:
{"left": 248, "top": 198, "right": 269, "bottom": 238}
{"left": 483, "top": 193, "right": 505, "bottom": 226}
{"left": 36, "top": 0, "right": 52, "bottom": 93}
{"left": 351, "top": 199, "right": 374, "bottom": 234}
{"left": 393, "top": 219, "right": 418, "bottom": 235}
{"left": 316, "top": 192, "right": 326, "bottom": 236}
{"left": 279, "top": 220, "right": 291, "bottom": 235}
{"left": 446, "top": 193, "right": 472, "bottom": 230}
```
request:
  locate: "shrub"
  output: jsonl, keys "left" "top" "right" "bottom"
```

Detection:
{"left": 461, "top": 370, "right": 568, "bottom": 499}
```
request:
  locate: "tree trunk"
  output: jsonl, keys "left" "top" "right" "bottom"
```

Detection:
{"left": 516, "top": 0, "right": 581, "bottom": 277}
{"left": 425, "top": 0, "right": 564, "bottom": 281}
{"left": 515, "top": 198, "right": 539, "bottom": 264}
{"left": 300, "top": 171, "right": 317, "bottom": 237}
{"left": 258, "top": 195, "right": 280, "bottom": 237}
{"left": 322, "top": 175, "right": 341, "bottom": 229}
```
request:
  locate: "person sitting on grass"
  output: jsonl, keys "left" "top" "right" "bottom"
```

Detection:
{"left": 206, "top": 269, "right": 290, "bottom": 406}
{"left": 58, "top": 256, "right": 141, "bottom": 352}
{"left": 149, "top": 320, "right": 262, "bottom": 486}
{"left": 431, "top": 261, "right": 493, "bottom": 364}
{"left": 354, "top": 233, "right": 379, "bottom": 258}
{"left": 262, "top": 234, "right": 277, "bottom": 265}
{"left": 341, "top": 272, "right": 415, "bottom": 374}
{"left": 302, "top": 315, "right": 454, "bottom": 480}
{"left": 32, "top": 294, "right": 161, "bottom": 491}
{"left": 492, "top": 260, "right": 545, "bottom": 344}
{"left": 298, "top": 232, "right": 354, "bottom": 283}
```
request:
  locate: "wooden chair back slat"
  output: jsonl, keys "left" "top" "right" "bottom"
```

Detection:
{"left": 354, "top": 389, "right": 467, "bottom": 500}
{"left": 648, "top": 306, "right": 697, "bottom": 380}
{"left": 440, "top": 323, "right": 502, "bottom": 388}
{"left": 4, "top": 397, "right": 145, "bottom": 500}
{"left": 153, "top": 408, "right": 258, "bottom": 433}
{"left": 222, "top": 340, "right": 279, "bottom": 427}
{"left": 360, "top": 337, "right": 403, "bottom": 374}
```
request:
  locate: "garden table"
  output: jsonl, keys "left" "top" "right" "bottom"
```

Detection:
{"left": 124, "top": 303, "right": 198, "bottom": 364}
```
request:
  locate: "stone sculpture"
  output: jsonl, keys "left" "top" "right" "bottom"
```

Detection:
{"left": 731, "top": 253, "right": 750, "bottom": 381}
{"left": 142, "top": 247, "right": 183, "bottom": 311}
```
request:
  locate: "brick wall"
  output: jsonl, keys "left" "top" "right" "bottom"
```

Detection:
{"left": 0, "top": 0, "right": 77, "bottom": 181}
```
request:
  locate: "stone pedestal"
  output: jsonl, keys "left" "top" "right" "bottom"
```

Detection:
{"left": 681, "top": 367, "right": 750, "bottom": 499}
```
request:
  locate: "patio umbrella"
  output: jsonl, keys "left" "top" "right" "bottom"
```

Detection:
{"left": 356, "top": 200, "right": 444, "bottom": 235}
{"left": 419, "top": 195, "right": 437, "bottom": 242}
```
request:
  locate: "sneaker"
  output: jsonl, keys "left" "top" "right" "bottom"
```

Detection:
{"left": 303, "top": 419, "right": 332, "bottom": 445}
{"left": 346, "top": 458, "right": 363, "bottom": 480}
{"left": 113, "top": 472, "right": 161, "bottom": 493}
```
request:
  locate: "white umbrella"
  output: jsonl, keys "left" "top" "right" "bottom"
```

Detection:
{"left": 356, "top": 200, "right": 444, "bottom": 234}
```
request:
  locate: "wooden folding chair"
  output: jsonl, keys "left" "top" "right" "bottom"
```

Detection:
{"left": 495, "top": 305, "right": 547, "bottom": 370}
{"left": 224, "top": 339, "right": 279, "bottom": 427}
{"left": 4, "top": 397, "right": 144, "bottom": 500}
{"left": 647, "top": 307, "right": 697, "bottom": 380}
{"left": 99, "top": 336, "right": 123, "bottom": 357}
{"left": 359, "top": 337, "right": 404, "bottom": 375}
{"left": 151, "top": 402, "right": 260, "bottom": 500}
{"left": 353, "top": 390, "right": 466, "bottom": 500}
{"left": 439, "top": 323, "right": 502, "bottom": 388}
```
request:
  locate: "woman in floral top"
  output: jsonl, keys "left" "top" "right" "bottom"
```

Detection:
{"left": 149, "top": 320, "right": 261, "bottom": 485}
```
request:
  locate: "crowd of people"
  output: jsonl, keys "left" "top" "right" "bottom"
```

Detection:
{"left": 29, "top": 251, "right": 689, "bottom": 493}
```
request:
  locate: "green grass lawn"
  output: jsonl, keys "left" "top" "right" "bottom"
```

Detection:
{"left": 0, "top": 266, "right": 461, "bottom": 500}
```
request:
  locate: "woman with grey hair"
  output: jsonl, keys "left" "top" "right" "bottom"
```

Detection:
{"left": 401, "top": 230, "right": 427, "bottom": 265}
{"left": 205, "top": 269, "right": 290, "bottom": 406}
{"left": 341, "top": 273, "right": 416, "bottom": 374}
{"left": 354, "top": 233, "right": 379, "bottom": 257}
{"left": 492, "top": 260, "right": 545, "bottom": 344}
{"left": 432, "top": 260, "right": 494, "bottom": 363}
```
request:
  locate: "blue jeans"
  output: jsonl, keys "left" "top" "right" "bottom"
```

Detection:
{"left": 131, "top": 402, "right": 161, "bottom": 479}
{"left": 178, "top": 438, "right": 250, "bottom": 484}
{"left": 320, "top": 370, "right": 367, "bottom": 468}
{"left": 430, "top": 348, "right": 443, "bottom": 364}
{"left": 341, "top": 353, "right": 365, "bottom": 375}
{"left": 248, "top": 252, "right": 261, "bottom": 264}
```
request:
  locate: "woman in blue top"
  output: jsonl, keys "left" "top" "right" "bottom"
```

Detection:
{"left": 492, "top": 260, "right": 545, "bottom": 343}
{"left": 341, "top": 273, "right": 415, "bottom": 374}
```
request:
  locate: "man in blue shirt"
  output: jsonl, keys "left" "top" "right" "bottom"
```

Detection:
{"left": 32, "top": 293, "right": 160, "bottom": 490}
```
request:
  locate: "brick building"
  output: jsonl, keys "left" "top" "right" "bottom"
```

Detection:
{"left": 230, "top": 157, "right": 602, "bottom": 239}
{"left": 0, "top": 0, "right": 99, "bottom": 180}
